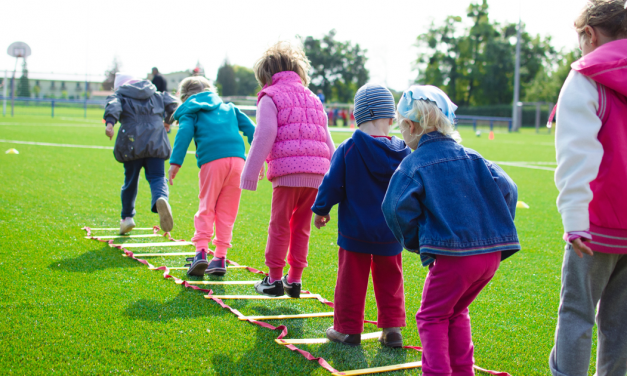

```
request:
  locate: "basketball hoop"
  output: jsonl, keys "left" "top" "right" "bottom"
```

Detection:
{"left": 7, "top": 42, "right": 31, "bottom": 58}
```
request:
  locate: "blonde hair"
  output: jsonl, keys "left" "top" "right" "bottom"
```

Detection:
{"left": 178, "top": 76, "right": 215, "bottom": 102}
{"left": 397, "top": 100, "right": 461, "bottom": 143}
{"left": 254, "top": 41, "right": 311, "bottom": 87}
{"left": 575, "top": 0, "right": 627, "bottom": 38}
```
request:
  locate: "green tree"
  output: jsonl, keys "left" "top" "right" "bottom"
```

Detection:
{"left": 234, "top": 65, "right": 258, "bottom": 96}
{"left": 17, "top": 60, "right": 30, "bottom": 97}
{"left": 523, "top": 48, "right": 579, "bottom": 103}
{"left": 303, "top": 29, "right": 369, "bottom": 103}
{"left": 216, "top": 59, "right": 237, "bottom": 96}
{"left": 415, "top": 0, "right": 556, "bottom": 106}
{"left": 103, "top": 57, "right": 121, "bottom": 91}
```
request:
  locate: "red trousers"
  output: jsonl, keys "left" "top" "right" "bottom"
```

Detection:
{"left": 265, "top": 186, "right": 318, "bottom": 280}
{"left": 333, "top": 247, "right": 406, "bottom": 334}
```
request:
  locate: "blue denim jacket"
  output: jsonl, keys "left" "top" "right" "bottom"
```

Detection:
{"left": 382, "top": 131, "right": 520, "bottom": 266}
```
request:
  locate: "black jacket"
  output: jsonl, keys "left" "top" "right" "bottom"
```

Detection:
{"left": 151, "top": 74, "right": 168, "bottom": 92}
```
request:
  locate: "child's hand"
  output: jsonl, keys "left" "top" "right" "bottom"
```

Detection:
{"left": 571, "top": 238, "right": 594, "bottom": 258}
{"left": 164, "top": 122, "right": 171, "bottom": 132}
{"left": 168, "top": 165, "right": 180, "bottom": 186}
{"left": 105, "top": 123, "right": 114, "bottom": 140}
{"left": 259, "top": 165, "right": 265, "bottom": 181}
{"left": 314, "top": 214, "right": 331, "bottom": 229}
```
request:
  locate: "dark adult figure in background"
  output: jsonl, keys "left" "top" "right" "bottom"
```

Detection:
{"left": 152, "top": 67, "right": 168, "bottom": 92}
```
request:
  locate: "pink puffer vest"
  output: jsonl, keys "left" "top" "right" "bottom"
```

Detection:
{"left": 257, "top": 71, "right": 331, "bottom": 180}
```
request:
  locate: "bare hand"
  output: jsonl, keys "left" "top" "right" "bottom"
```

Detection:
{"left": 105, "top": 124, "right": 114, "bottom": 140}
{"left": 168, "top": 165, "right": 180, "bottom": 186}
{"left": 259, "top": 165, "right": 265, "bottom": 181}
{"left": 164, "top": 122, "right": 171, "bottom": 132}
{"left": 572, "top": 238, "right": 594, "bottom": 258}
{"left": 314, "top": 214, "right": 331, "bottom": 229}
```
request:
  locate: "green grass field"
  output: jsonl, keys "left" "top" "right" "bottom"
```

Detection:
{"left": 0, "top": 115, "right": 596, "bottom": 375}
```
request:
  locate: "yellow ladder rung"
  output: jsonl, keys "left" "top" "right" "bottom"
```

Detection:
{"left": 148, "top": 265, "right": 247, "bottom": 270}
{"left": 87, "top": 227, "right": 156, "bottom": 231}
{"left": 240, "top": 312, "right": 334, "bottom": 321}
{"left": 111, "top": 241, "right": 193, "bottom": 248}
{"left": 122, "top": 252, "right": 196, "bottom": 257}
{"left": 275, "top": 331, "right": 382, "bottom": 345}
{"left": 177, "top": 280, "right": 258, "bottom": 285}
{"left": 207, "top": 294, "right": 320, "bottom": 300}
{"left": 85, "top": 234, "right": 162, "bottom": 239}
{"left": 331, "top": 361, "right": 422, "bottom": 376}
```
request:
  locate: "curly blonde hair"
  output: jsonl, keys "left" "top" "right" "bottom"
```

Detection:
{"left": 254, "top": 41, "right": 311, "bottom": 87}
{"left": 178, "top": 76, "right": 215, "bottom": 102}
{"left": 575, "top": 0, "right": 627, "bottom": 38}
{"left": 397, "top": 100, "right": 461, "bottom": 144}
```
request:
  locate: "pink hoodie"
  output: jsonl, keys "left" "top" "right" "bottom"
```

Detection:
{"left": 572, "top": 39, "right": 627, "bottom": 251}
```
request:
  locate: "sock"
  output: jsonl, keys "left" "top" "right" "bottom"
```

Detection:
{"left": 269, "top": 267, "right": 283, "bottom": 283}
{"left": 287, "top": 267, "right": 304, "bottom": 284}
{"left": 214, "top": 245, "right": 228, "bottom": 259}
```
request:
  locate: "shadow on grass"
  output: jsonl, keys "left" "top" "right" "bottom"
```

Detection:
{"left": 49, "top": 245, "right": 142, "bottom": 273}
{"left": 123, "top": 289, "right": 229, "bottom": 322}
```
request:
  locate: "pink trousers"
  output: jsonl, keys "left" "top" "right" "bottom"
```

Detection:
{"left": 416, "top": 252, "right": 501, "bottom": 376}
{"left": 191, "top": 157, "right": 244, "bottom": 258}
{"left": 265, "top": 186, "right": 318, "bottom": 281}
{"left": 334, "top": 247, "right": 406, "bottom": 334}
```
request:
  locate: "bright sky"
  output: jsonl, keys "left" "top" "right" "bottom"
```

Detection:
{"left": 1, "top": 0, "right": 587, "bottom": 91}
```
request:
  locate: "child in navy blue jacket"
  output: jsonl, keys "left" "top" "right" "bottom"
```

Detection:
{"left": 312, "top": 84, "right": 411, "bottom": 347}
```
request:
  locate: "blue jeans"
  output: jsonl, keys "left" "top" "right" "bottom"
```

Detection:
{"left": 121, "top": 158, "right": 168, "bottom": 219}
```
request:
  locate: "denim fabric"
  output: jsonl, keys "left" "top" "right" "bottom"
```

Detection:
{"left": 121, "top": 158, "right": 168, "bottom": 218}
{"left": 382, "top": 131, "right": 520, "bottom": 266}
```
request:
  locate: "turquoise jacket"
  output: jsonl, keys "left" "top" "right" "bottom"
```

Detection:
{"left": 170, "top": 91, "right": 255, "bottom": 168}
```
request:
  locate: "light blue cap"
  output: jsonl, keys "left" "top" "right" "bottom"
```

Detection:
{"left": 398, "top": 85, "right": 458, "bottom": 125}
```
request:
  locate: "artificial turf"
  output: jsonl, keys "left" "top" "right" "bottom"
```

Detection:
{"left": 0, "top": 115, "right": 597, "bottom": 375}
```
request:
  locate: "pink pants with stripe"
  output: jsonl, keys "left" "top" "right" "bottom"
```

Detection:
{"left": 191, "top": 157, "right": 244, "bottom": 258}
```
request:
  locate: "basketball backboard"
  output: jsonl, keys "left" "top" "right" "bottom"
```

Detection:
{"left": 7, "top": 42, "right": 31, "bottom": 58}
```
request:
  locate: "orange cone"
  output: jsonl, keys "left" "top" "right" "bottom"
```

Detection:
{"left": 488, "top": 131, "right": 494, "bottom": 140}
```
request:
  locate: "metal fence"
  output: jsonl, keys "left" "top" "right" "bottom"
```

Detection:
{"left": 1, "top": 96, "right": 107, "bottom": 119}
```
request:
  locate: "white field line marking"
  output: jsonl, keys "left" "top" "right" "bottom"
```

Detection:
{"left": 494, "top": 161, "right": 556, "bottom": 171}
{"left": 0, "top": 139, "right": 196, "bottom": 154}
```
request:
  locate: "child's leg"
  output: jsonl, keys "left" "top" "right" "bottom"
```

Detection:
{"left": 121, "top": 159, "right": 143, "bottom": 219}
{"left": 285, "top": 187, "right": 317, "bottom": 283}
{"left": 416, "top": 253, "right": 499, "bottom": 376}
{"left": 371, "top": 253, "right": 406, "bottom": 329}
{"left": 143, "top": 158, "right": 169, "bottom": 213}
{"left": 596, "top": 254, "right": 627, "bottom": 376}
{"left": 212, "top": 158, "right": 245, "bottom": 259}
{"left": 191, "top": 160, "right": 229, "bottom": 252}
{"left": 266, "top": 187, "right": 300, "bottom": 281}
{"left": 549, "top": 247, "right": 619, "bottom": 376}
{"left": 333, "top": 248, "right": 371, "bottom": 334}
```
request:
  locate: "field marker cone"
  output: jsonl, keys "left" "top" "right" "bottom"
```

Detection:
{"left": 488, "top": 131, "right": 494, "bottom": 140}
{"left": 516, "top": 201, "right": 530, "bottom": 209}
{"left": 5, "top": 148, "right": 19, "bottom": 154}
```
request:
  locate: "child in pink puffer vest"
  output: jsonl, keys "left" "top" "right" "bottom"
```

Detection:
{"left": 241, "top": 41, "right": 335, "bottom": 298}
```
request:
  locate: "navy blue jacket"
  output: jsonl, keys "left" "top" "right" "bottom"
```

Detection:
{"left": 382, "top": 131, "right": 520, "bottom": 266}
{"left": 312, "top": 129, "right": 411, "bottom": 256}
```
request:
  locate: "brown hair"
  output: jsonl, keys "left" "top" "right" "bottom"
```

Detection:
{"left": 178, "top": 76, "right": 214, "bottom": 102}
{"left": 575, "top": 0, "right": 627, "bottom": 38}
{"left": 254, "top": 41, "right": 311, "bottom": 87}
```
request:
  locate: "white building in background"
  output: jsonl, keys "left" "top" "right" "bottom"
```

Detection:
{"left": 147, "top": 62, "right": 210, "bottom": 93}
{"left": 0, "top": 72, "right": 105, "bottom": 99}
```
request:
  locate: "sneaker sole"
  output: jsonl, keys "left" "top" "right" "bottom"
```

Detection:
{"left": 119, "top": 225, "right": 135, "bottom": 235}
{"left": 156, "top": 198, "right": 174, "bottom": 232}
{"left": 205, "top": 268, "right": 227, "bottom": 276}
{"left": 187, "top": 261, "right": 209, "bottom": 276}
{"left": 328, "top": 337, "right": 361, "bottom": 347}
{"left": 379, "top": 338, "right": 403, "bottom": 348}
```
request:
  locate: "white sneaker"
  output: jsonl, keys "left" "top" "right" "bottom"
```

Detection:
{"left": 156, "top": 197, "right": 173, "bottom": 233}
{"left": 119, "top": 217, "right": 136, "bottom": 235}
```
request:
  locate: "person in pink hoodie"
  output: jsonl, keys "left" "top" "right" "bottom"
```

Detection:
{"left": 550, "top": 1, "right": 627, "bottom": 375}
{"left": 241, "top": 42, "right": 335, "bottom": 298}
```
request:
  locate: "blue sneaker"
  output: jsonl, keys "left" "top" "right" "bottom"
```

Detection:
{"left": 205, "top": 257, "right": 227, "bottom": 276}
{"left": 186, "top": 250, "right": 208, "bottom": 276}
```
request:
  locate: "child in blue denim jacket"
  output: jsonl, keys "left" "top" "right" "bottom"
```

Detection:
{"left": 382, "top": 85, "right": 520, "bottom": 376}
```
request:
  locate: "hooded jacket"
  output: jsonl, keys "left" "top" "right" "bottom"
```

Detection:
{"left": 555, "top": 38, "right": 627, "bottom": 253}
{"left": 170, "top": 91, "right": 255, "bottom": 168}
{"left": 312, "top": 129, "right": 411, "bottom": 256}
{"left": 103, "top": 80, "right": 178, "bottom": 163}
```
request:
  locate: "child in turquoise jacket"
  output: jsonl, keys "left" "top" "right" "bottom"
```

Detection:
{"left": 168, "top": 77, "right": 255, "bottom": 276}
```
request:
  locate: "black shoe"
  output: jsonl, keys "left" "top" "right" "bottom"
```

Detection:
{"left": 206, "top": 257, "right": 227, "bottom": 276}
{"left": 326, "top": 327, "right": 361, "bottom": 346}
{"left": 379, "top": 327, "right": 403, "bottom": 348}
{"left": 254, "top": 276, "right": 284, "bottom": 297}
{"left": 282, "top": 275, "right": 301, "bottom": 298}
{"left": 186, "top": 250, "right": 208, "bottom": 276}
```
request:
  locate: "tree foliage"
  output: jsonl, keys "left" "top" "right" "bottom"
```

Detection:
{"left": 17, "top": 60, "right": 30, "bottom": 98}
{"left": 233, "top": 65, "right": 258, "bottom": 96}
{"left": 303, "top": 30, "right": 369, "bottom": 103}
{"left": 216, "top": 60, "right": 237, "bottom": 97}
{"left": 523, "top": 49, "right": 580, "bottom": 103}
{"left": 103, "top": 57, "right": 121, "bottom": 91}
{"left": 415, "top": 0, "right": 556, "bottom": 106}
